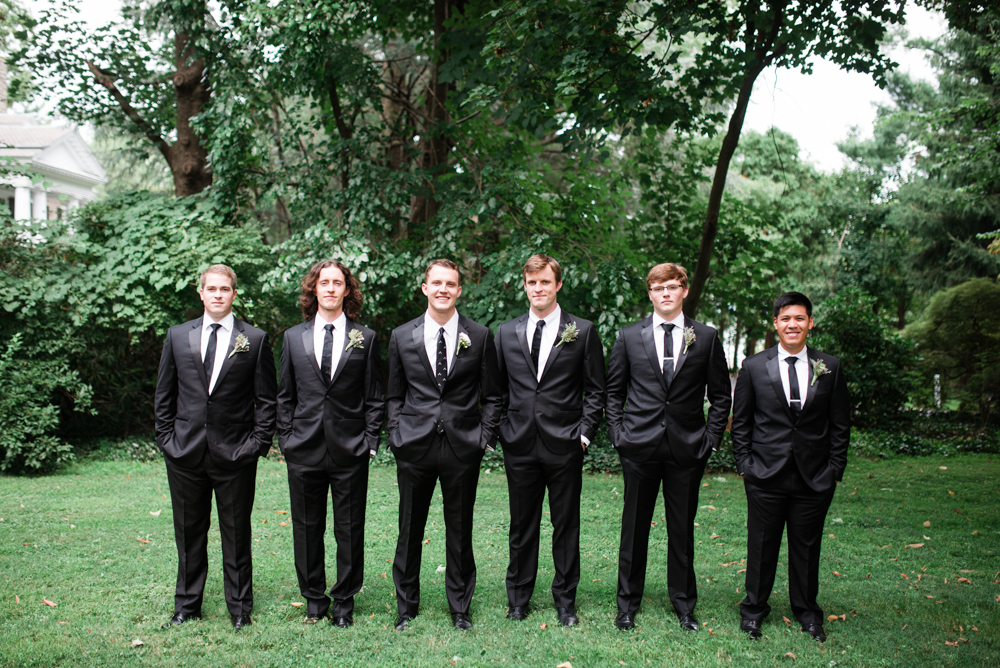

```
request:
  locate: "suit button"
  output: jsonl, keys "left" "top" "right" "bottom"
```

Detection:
{"left": 535, "top": 389, "right": 540, "bottom": 394}
{"left": 661, "top": 421, "right": 665, "bottom": 427}
{"left": 665, "top": 401, "right": 670, "bottom": 406}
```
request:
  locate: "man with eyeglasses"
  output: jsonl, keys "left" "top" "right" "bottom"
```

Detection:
{"left": 606, "top": 263, "right": 731, "bottom": 632}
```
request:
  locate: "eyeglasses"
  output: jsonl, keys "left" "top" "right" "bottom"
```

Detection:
{"left": 649, "top": 284, "right": 685, "bottom": 294}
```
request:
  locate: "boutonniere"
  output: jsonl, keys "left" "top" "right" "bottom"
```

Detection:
{"left": 456, "top": 332, "right": 472, "bottom": 356}
{"left": 682, "top": 326, "right": 696, "bottom": 354}
{"left": 346, "top": 329, "right": 365, "bottom": 350}
{"left": 228, "top": 333, "right": 250, "bottom": 358}
{"left": 810, "top": 358, "right": 830, "bottom": 386}
{"left": 555, "top": 321, "right": 579, "bottom": 347}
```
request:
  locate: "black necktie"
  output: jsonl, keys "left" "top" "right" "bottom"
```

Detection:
{"left": 204, "top": 323, "right": 220, "bottom": 385}
{"left": 321, "top": 323, "right": 335, "bottom": 383}
{"left": 436, "top": 327, "right": 448, "bottom": 390}
{"left": 786, "top": 357, "right": 801, "bottom": 417}
{"left": 662, "top": 323, "right": 675, "bottom": 385}
{"left": 531, "top": 320, "right": 545, "bottom": 371}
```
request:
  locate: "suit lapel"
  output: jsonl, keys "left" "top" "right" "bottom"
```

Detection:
{"left": 540, "top": 310, "right": 572, "bottom": 380}
{"left": 188, "top": 319, "right": 209, "bottom": 391}
{"left": 803, "top": 348, "right": 820, "bottom": 412}
{"left": 301, "top": 319, "right": 326, "bottom": 385}
{"left": 212, "top": 319, "right": 244, "bottom": 392}
{"left": 672, "top": 317, "right": 693, "bottom": 377}
{"left": 765, "top": 348, "right": 796, "bottom": 422}
{"left": 411, "top": 318, "right": 438, "bottom": 390}
{"left": 515, "top": 313, "right": 537, "bottom": 379}
{"left": 640, "top": 317, "right": 667, "bottom": 393}
{"left": 445, "top": 319, "right": 473, "bottom": 391}
{"left": 331, "top": 318, "right": 357, "bottom": 386}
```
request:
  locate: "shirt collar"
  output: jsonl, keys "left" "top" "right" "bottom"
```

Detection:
{"left": 528, "top": 304, "right": 561, "bottom": 328}
{"left": 652, "top": 311, "right": 685, "bottom": 330}
{"left": 425, "top": 310, "right": 459, "bottom": 336}
{"left": 315, "top": 310, "right": 347, "bottom": 330}
{"left": 778, "top": 344, "right": 809, "bottom": 362}
{"left": 203, "top": 312, "right": 234, "bottom": 333}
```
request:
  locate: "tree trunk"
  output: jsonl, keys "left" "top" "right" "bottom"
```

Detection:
{"left": 169, "top": 31, "right": 212, "bottom": 197}
{"left": 764, "top": 328, "right": 775, "bottom": 350}
{"left": 896, "top": 292, "right": 906, "bottom": 329}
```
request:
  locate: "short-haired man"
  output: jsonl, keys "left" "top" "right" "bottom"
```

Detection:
{"left": 155, "top": 264, "right": 277, "bottom": 631}
{"left": 732, "top": 292, "right": 850, "bottom": 642}
{"left": 495, "top": 254, "right": 606, "bottom": 626}
{"left": 276, "top": 260, "right": 385, "bottom": 627}
{"left": 606, "top": 263, "right": 731, "bottom": 631}
{"left": 386, "top": 259, "right": 502, "bottom": 631}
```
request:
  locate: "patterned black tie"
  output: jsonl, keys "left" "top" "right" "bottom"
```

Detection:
{"left": 436, "top": 327, "right": 448, "bottom": 390}
{"left": 321, "top": 323, "right": 335, "bottom": 383}
{"left": 204, "top": 323, "right": 221, "bottom": 386}
{"left": 662, "top": 323, "right": 675, "bottom": 386}
{"left": 786, "top": 357, "right": 801, "bottom": 418}
{"left": 531, "top": 320, "right": 545, "bottom": 371}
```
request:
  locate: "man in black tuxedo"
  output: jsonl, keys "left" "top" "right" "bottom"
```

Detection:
{"left": 732, "top": 292, "right": 850, "bottom": 642}
{"left": 387, "top": 259, "right": 502, "bottom": 631}
{"left": 606, "top": 263, "right": 731, "bottom": 632}
{"left": 277, "top": 260, "right": 384, "bottom": 628}
{"left": 155, "top": 264, "right": 276, "bottom": 631}
{"left": 495, "top": 254, "right": 605, "bottom": 626}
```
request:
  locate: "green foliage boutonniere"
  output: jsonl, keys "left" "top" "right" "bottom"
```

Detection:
{"left": 346, "top": 329, "right": 365, "bottom": 350}
{"left": 228, "top": 333, "right": 250, "bottom": 359}
{"left": 555, "top": 322, "right": 579, "bottom": 347}
{"left": 811, "top": 358, "right": 830, "bottom": 386}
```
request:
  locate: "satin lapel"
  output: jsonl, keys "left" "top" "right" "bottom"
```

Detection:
{"left": 765, "top": 348, "right": 796, "bottom": 423}
{"left": 188, "top": 320, "right": 209, "bottom": 391}
{"left": 212, "top": 319, "right": 244, "bottom": 392}
{"left": 445, "top": 320, "right": 471, "bottom": 390}
{"left": 640, "top": 317, "right": 667, "bottom": 393}
{"left": 331, "top": 318, "right": 356, "bottom": 386}
{"left": 540, "top": 310, "right": 572, "bottom": 380}
{"left": 411, "top": 318, "right": 438, "bottom": 390}
{"left": 803, "top": 348, "right": 820, "bottom": 412}
{"left": 672, "top": 316, "right": 693, "bottom": 377}
{"left": 515, "top": 314, "right": 536, "bottom": 379}
{"left": 301, "top": 320, "right": 326, "bottom": 385}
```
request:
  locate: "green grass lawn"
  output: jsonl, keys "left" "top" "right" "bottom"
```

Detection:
{"left": 1, "top": 453, "right": 997, "bottom": 667}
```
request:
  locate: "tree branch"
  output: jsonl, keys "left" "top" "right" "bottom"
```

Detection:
{"left": 87, "top": 59, "right": 171, "bottom": 162}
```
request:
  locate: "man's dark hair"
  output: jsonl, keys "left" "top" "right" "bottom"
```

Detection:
{"left": 299, "top": 259, "right": 363, "bottom": 321}
{"left": 773, "top": 291, "right": 813, "bottom": 318}
{"left": 423, "top": 258, "right": 462, "bottom": 284}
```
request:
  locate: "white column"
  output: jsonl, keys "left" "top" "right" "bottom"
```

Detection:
{"left": 32, "top": 188, "right": 47, "bottom": 220}
{"left": 13, "top": 177, "right": 31, "bottom": 220}
{"left": 69, "top": 198, "right": 80, "bottom": 210}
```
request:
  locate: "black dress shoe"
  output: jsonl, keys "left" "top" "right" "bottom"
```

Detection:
{"left": 332, "top": 615, "right": 353, "bottom": 628}
{"left": 452, "top": 612, "right": 472, "bottom": 630}
{"left": 556, "top": 607, "right": 579, "bottom": 627}
{"left": 161, "top": 611, "right": 200, "bottom": 629}
{"left": 231, "top": 613, "right": 252, "bottom": 631}
{"left": 802, "top": 623, "right": 826, "bottom": 642}
{"left": 507, "top": 605, "right": 529, "bottom": 621}
{"left": 394, "top": 616, "right": 411, "bottom": 631}
{"left": 740, "top": 618, "right": 763, "bottom": 640}
{"left": 678, "top": 613, "right": 699, "bottom": 632}
{"left": 615, "top": 611, "right": 636, "bottom": 630}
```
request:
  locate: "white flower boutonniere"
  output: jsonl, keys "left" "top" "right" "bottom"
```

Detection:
{"left": 456, "top": 332, "right": 472, "bottom": 356}
{"left": 810, "top": 358, "right": 830, "bottom": 386}
{"left": 682, "top": 326, "right": 696, "bottom": 354}
{"left": 346, "top": 329, "right": 365, "bottom": 351}
{"left": 228, "top": 333, "right": 250, "bottom": 359}
{"left": 555, "top": 321, "right": 579, "bottom": 347}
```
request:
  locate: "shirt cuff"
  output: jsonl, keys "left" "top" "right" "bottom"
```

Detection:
{"left": 580, "top": 435, "right": 591, "bottom": 446}
{"left": 485, "top": 444, "right": 495, "bottom": 452}
{"left": 369, "top": 449, "right": 377, "bottom": 456}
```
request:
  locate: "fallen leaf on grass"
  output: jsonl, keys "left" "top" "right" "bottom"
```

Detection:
{"left": 737, "top": 569, "right": 747, "bottom": 574}
{"left": 131, "top": 639, "right": 143, "bottom": 647}
{"left": 948, "top": 490, "right": 954, "bottom": 495}
{"left": 901, "top": 573, "right": 909, "bottom": 580}
{"left": 720, "top": 561, "right": 741, "bottom": 567}
{"left": 290, "top": 602, "right": 303, "bottom": 607}
{"left": 960, "top": 570, "right": 975, "bottom": 573}
{"left": 279, "top": 521, "right": 288, "bottom": 527}
{"left": 926, "top": 595, "right": 935, "bottom": 599}
{"left": 784, "top": 652, "right": 796, "bottom": 659}
{"left": 619, "top": 662, "right": 627, "bottom": 666}
{"left": 540, "top": 623, "right": 547, "bottom": 630}
{"left": 782, "top": 616, "right": 791, "bottom": 626}
{"left": 957, "top": 578, "right": 972, "bottom": 584}
{"left": 15, "top": 595, "right": 19, "bottom": 604}
{"left": 557, "top": 663, "right": 573, "bottom": 668}
{"left": 905, "top": 543, "right": 924, "bottom": 549}
{"left": 939, "top": 467, "right": 947, "bottom": 470}
{"left": 923, "top": 521, "right": 931, "bottom": 527}
{"left": 150, "top": 510, "right": 161, "bottom": 517}
{"left": 945, "top": 641, "right": 958, "bottom": 647}
{"left": 839, "top": 614, "right": 846, "bottom": 621}
{"left": 833, "top": 571, "right": 845, "bottom": 577}
{"left": 276, "top": 511, "right": 287, "bottom": 514}
{"left": 827, "top": 615, "right": 838, "bottom": 621}
{"left": 701, "top": 505, "right": 717, "bottom": 510}
{"left": 137, "top": 537, "right": 150, "bottom": 544}
{"left": 43, "top": 599, "right": 57, "bottom": 607}
{"left": 902, "top": 624, "right": 907, "bottom": 630}
{"left": 709, "top": 534, "right": 722, "bottom": 539}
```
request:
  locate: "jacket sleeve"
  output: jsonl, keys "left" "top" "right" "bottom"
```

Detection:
{"left": 276, "top": 331, "right": 295, "bottom": 453}
{"left": 495, "top": 324, "right": 510, "bottom": 427}
{"left": 704, "top": 328, "right": 732, "bottom": 451}
{"left": 604, "top": 328, "right": 627, "bottom": 446}
{"left": 730, "top": 359, "right": 754, "bottom": 475}
{"left": 386, "top": 331, "right": 405, "bottom": 438}
{"left": 364, "top": 332, "right": 386, "bottom": 454}
{"left": 154, "top": 328, "right": 178, "bottom": 450}
{"left": 252, "top": 331, "right": 278, "bottom": 457}
{"left": 827, "top": 357, "right": 851, "bottom": 482}
{"left": 580, "top": 323, "right": 606, "bottom": 443}
{"left": 478, "top": 329, "right": 502, "bottom": 450}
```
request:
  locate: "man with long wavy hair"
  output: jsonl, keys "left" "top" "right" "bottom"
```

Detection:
{"left": 276, "top": 259, "right": 385, "bottom": 628}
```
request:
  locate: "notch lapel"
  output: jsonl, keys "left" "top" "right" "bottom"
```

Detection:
{"left": 331, "top": 318, "right": 357, "bottom": 386}
{"left": 300, "top": 319, "right": 326, "bottom": 385}
{"left": 444, "top": 319, "right": 472, "bottom": 390}
{"left": 803, "top": 348, "right": 820, "bottom": 412}
{"left": 765, "top": 348, "right": 796, "bottom": 423}
{"left": 540, "top": 310, "right": 572, "bottom": 381}
{"left": 188, "top": 320, "right": 209, "bottom": 392}
{"left": 672, "top": 317, "right": 693, "bottom": 377}
{"left": 640, "top": 317, "right": 667, "bottom": 393}
{"left": 212, "top": 319, "right": 244, "bottom": 392}
{"left": 515, "top": 314, "right": 537, "bottom": 379}
{"left": 411, "top": 318, "right": 438, "bottom": 390}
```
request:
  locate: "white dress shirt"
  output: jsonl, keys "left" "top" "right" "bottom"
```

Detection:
{"left": 424, "top": 310, "right": 459, "bottom": 374}
{"left": 777, "top": 344, "right": 810, "bottom": 409}
{"left": 201, "top": 312, "right": 234, "bottom": 395}
{"left": 652, "top": 311, "right": 686, "bottom": 373}
{"left": 527, "top": 305, "right": 561, "bottom": 382}
{"left": 313, "top": 311, "right": 347, "bottom": 380}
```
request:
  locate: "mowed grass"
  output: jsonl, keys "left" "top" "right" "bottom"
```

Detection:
{"left": 1, "top": 453, "right": 998, "bottom": 668}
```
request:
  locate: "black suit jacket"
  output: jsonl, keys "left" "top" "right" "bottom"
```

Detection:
{"left": 731, "top": 346, "right": 850, "bottom": 492}
{"left": 276, "top": 318, "right": 385, "bottom": 466}
{"left": 386, "top": 314, "right": 502, "bottom": 464}
{"left": 155, "top": 317, "right": 277, "bottom": 470}
{"left": 495, "top": 310, "right": 606, "bottom": 454}
{"left": 606, "top": 316, "right": 731, "bottom": 466}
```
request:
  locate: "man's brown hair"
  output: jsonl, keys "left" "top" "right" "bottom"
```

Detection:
{"left": 299, "top": 259, "right": 363, "bottom": 321}
{"left": 423, "top": 258, "right": 462, "bottom": 284}
{"left": 522, "top": 254, "right": 562, "bottom": 283}
{"left": 199, "top": 264, "right": 237, "bottom": 290}
{"left": 645, "top": 263, "right": 688, "bottom": 290}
